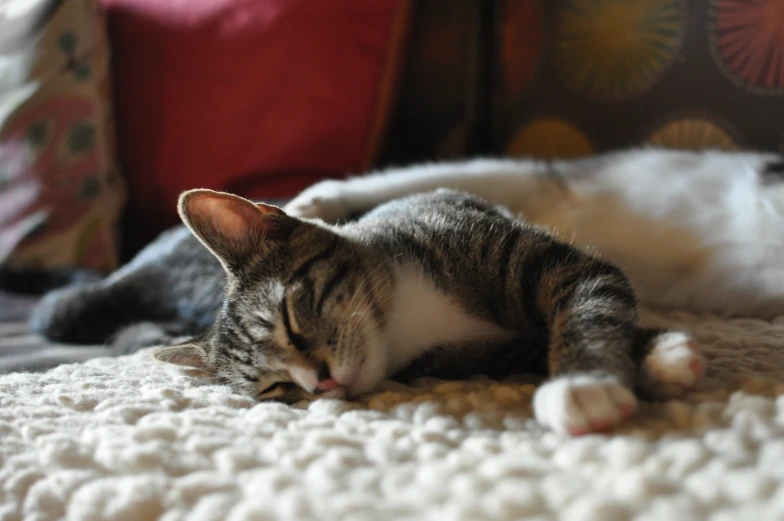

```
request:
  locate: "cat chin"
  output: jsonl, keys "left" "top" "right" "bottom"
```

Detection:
{"left": 345, "top": 362, "right": 385, "bottom": 397}
{"left": 341, "top": 341, "right": 388, "bottom": 398}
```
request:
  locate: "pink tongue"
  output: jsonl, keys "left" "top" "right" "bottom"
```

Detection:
{"left": 317, "top": 378, "right": 340, "bottom": 391}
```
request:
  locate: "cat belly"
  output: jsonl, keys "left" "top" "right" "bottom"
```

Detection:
{"left": 382, "top": 264, "right": 512, "bottom": 374}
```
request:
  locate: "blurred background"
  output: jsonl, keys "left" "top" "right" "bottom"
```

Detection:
{"left": 1, "top": 0, "right": 783, "bottom": 274}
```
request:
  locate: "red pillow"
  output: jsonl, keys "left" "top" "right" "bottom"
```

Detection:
{"left": 101, "top": 0, "right": 411, "bottom": 246}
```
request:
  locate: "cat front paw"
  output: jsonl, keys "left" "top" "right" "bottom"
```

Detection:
{"left": 284, "top": 180, "right": 350, "bottom": 222}
{"left": 533, "top": 375, "right": 637, "bottom": 435}
{"left": 639, "top": 331, "right": 704, "bottom": 399}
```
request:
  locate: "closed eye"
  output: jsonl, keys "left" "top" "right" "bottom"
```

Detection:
{"left": 257, "top": 381, "right": 298, "bottom": 396}
{"left": 258, "top": 381, "right": 284, "bottom": 395}
{"left": 281, "top": 297, "right": 311, "bottom": 351}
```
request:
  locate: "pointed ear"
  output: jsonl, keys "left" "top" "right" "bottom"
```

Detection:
{"left": 178, "top": 189, "right": 291, "bottom": 270}
{"left": 151, "top": 342, "right": 210, "bottom": 370}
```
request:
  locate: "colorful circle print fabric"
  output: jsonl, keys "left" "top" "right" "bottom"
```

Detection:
{"left": 554, "top": 0, "right": 685, "bottom": 102}
{"left": 710, "top": 0, "right": 784, "bottom": 93}
{"left": 495, "top": 0, "right": 784, "bottom": 159}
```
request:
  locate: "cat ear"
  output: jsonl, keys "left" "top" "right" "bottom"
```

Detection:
{"left": 178, "top": 189, "right": 291, "bottom": 270}
{"left": 151, "top": 342, "right": 210, "bottom": 370}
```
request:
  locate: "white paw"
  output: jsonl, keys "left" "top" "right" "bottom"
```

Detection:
{"left": 284, "top": 180, "right": 349, "bottom": 222}
{"left": 640, "top": 331, "right": 704, "bottom": 399}
{"left": 533, "top": 375, "right": 637, "bottom": 436}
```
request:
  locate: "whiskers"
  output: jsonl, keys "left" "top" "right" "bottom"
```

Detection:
{"left": 335, "top": 253, "right": 401, "bottom": 364}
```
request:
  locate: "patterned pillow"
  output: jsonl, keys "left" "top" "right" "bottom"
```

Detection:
{"left": 0, "top": 0, "right": 125, "bottom": 271}
{"left": 496, "top": 0, "right": 784, "bottom": 158}
{"left": 380, "top": 0, "right": 784, "bottom": 162}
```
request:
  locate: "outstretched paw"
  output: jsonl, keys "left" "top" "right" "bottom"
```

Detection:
{"left": 533, "top": 374, "right": 637, "bottom": 436}
{"left": 284, "top": 180, "right": 349, "bottom": 222}
{"left": 639, "top": 331, "right": 704, "bottom": 399}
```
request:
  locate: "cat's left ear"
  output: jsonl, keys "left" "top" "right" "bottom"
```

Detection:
{"left": 152, "top": 342, "right": 211, "bottom": 371}
{"left": 178, "top": 189, "right": 294, "bottom": 271}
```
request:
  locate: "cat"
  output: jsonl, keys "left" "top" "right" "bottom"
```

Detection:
{"left": 284, "top": 147, "right": 784, "bottom": 319}
{"left": 31, "top": 187, "right": 704, "bottom": 435}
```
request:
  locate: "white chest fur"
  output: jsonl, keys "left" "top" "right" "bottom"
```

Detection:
{"left": 382, "top": 264, "right": 511, "bottom": 373}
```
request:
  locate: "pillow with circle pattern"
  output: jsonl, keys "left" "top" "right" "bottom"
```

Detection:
{"left": 380, "top": 0, "right": 784, "bottom": 163}
{"left": 0, "top": 0, "right": 125, "bottom": 272}
{"left": 495, "top": 0, "right": 784, "bottom": 157}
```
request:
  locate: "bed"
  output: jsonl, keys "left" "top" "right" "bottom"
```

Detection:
{"left": 1, "top": 291, "right": 784, "bottom": 520}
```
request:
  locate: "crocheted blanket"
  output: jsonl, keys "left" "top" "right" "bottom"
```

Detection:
{"left": 2, "top": 309, "right": 783, "bottom": 521}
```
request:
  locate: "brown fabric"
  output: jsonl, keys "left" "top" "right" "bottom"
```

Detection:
{"left": 379, "top": 0, "right": 484, "bottom": 165}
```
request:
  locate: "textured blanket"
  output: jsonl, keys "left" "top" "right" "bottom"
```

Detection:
{"left": 2, "top": 309, "right": 784, "bottom": 521}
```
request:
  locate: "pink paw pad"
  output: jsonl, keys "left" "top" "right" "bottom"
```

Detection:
{"left": 687, "top": 341, "right": 703, "bottom": 378}
{"left": 619, "top": 404, "right": 636, "bottom": 418}
{"left": 589, "top": 419, "right": 612, "bottom": 432}
{"left": 641, "top": 332, "right": 705, "bottom": 399}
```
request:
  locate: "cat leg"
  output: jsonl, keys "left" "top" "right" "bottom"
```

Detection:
{"left": 284, "top": 179, "right": 353, "bottom": 222}
{"left": 635, "top": 329, "right": 704, "bottom": 399}
{"left": 529, "top": 255, "right": 643, "bottom": 435}
{"left": 284, "top": 158, "right": 551, "bottom": 222}
{"left": 535, "top": 327, "right": 705, "bottom": 434}
{"left": 30, "top": 226, "right": 221, "bottom": 345}
{"left": 30, "top": 281, "right": 123, "bottom": 344}
{"left": 533, "top": 374, "right": 638, "bottom": 436}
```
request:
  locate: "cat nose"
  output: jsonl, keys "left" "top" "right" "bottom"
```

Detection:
{"left": 314, "top": 362, "right": 340, "bottom": 392}
{"left": 317, "top": 361, "right": 330, "bottom": 382}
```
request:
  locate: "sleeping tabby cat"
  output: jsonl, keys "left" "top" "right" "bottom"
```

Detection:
{"left": 31, "top": 188, "right": 703, "bottom": 435}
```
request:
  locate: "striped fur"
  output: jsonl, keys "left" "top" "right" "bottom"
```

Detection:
{"left": 31, "top": 189, "right": 702, "bottom": 434}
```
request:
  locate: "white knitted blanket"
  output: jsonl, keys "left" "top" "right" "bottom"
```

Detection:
{"left": 2, "top": 309, "right": 784, "bottom": 521}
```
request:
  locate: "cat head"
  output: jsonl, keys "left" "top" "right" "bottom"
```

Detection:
{"left": 152, "top": 189, "right": 393, "bottom": 403}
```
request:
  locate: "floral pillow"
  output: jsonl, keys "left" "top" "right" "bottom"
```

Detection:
{"left": 0, "top": 0, "right": 125, "bottom": 272}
